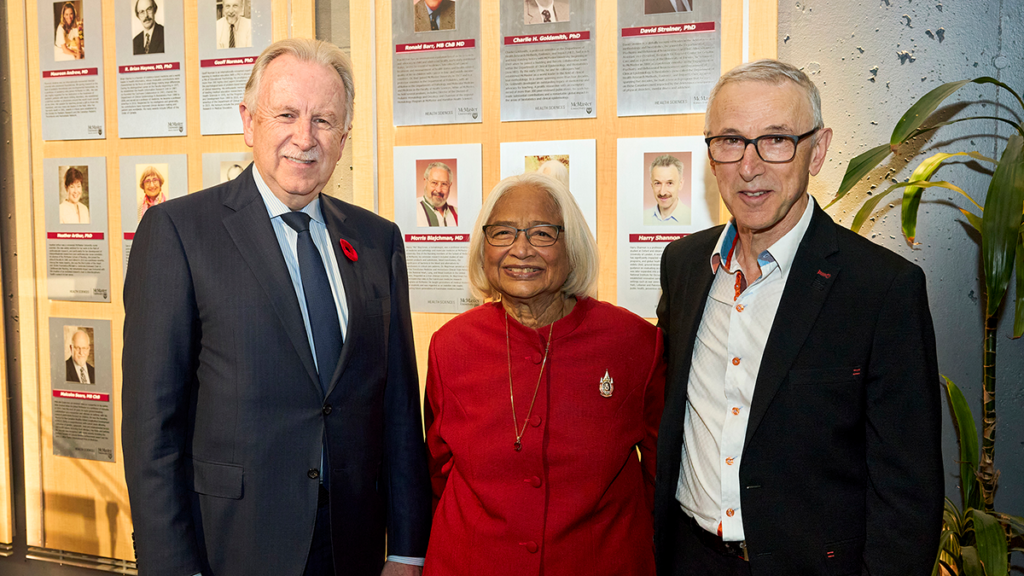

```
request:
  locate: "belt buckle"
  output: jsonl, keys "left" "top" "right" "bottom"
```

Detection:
{"left": 723, "top": 540, "right": 748, "bottom": 561}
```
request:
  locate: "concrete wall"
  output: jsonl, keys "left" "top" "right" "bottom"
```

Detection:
{"left": 779, "top": 0, "right": 1024, "bottom": 530}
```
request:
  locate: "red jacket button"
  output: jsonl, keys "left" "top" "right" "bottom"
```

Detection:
{"left": 529, "top": 415, "right": 542, "bottom": 427}
{"left": 525, "top": 476, "right": 542, "bottom": 488}
{"left": 519, "top": 541, "right": 539, "bottom": 553}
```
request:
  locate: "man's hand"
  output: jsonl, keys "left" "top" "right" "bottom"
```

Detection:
{"left": 381, "top": 561, "right": 422, "bottom": 576}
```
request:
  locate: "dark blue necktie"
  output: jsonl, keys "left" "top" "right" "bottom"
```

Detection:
{"left": 281, "top": 211, "right": 342, "bottom": 396}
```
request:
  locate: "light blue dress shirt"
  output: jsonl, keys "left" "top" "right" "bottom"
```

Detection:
{"left": 252, "top": 167, "right": 424, "bottom": 568}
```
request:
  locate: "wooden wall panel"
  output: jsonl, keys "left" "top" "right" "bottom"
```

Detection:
{"left": 370, "top": 0, "right": 777, "bottom": 390}
{"left": 11, "top": 0, "right": 319, "bottom": 561}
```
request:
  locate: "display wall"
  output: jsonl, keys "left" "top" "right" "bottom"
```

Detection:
{"left": 381, "top": 0, "right": 778, "bottom": 384}
{"left": 3, "top": 0, "right": 327, "bottom": 568}
{"left": 1, "top": 0, "right": 776, "bottom": 570}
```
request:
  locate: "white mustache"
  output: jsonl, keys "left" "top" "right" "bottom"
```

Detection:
{"left": 285, "top": 150, "right": 321, "bottom": 162}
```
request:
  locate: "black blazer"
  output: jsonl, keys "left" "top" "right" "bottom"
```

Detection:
{"left": 132, "top": 23, "right": 164, "bottom": 55}
{"left": 66, "top": 357, "right": 95, "bottom": 383}
{"left": 122, "top": 165, "right": 431, "bottom": 576}
{"left": 654, "top": 203, "right": 943, "bottom": 575}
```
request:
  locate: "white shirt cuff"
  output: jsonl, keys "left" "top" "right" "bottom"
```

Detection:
{"left": 386, "top": 555, "right": 425, "bottom": 566}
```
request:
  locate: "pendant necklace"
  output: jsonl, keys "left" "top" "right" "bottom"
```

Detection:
{"left": 505, "top": 310, "right": 553, "bottom": 452}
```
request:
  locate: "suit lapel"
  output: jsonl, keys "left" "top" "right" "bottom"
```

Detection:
{"left": 320, "top": 197, "right": 365, "bottom": 397}
{"left": 221, "top": 167, "right": 321, "bottom": 391}
{"left": 744, "top": 204, "right": 840, "bottom": 447}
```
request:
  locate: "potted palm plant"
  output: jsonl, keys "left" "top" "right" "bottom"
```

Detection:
{"left": 827, "top": 77, "right": 1024, "bottom": 575}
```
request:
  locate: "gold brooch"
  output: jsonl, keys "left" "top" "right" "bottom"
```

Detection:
{"left": 599, "top": 370, "right": 614, "bottom": 398}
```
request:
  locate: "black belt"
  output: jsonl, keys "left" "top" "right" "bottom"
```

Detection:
{"left": 682, "top": 512, "right": 748, "bottom": 561}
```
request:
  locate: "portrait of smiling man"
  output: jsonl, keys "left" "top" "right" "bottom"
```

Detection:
{"left": 416, "top": 161, "right": 458, "bottom": 227}
{"left": 123, "top": 38, "right": 430, "bottom": 576}
{"left": 654, "top": 59, "right": 943, "bottom": 575}
{"left": 132, "top": 0, "right": 164, "bottom": 55}
{"left": 65, "top": 328, "right": 95, "bottom": 384}
{"left": 644, "top": 154, "right": 691, "bottom": 226}
{"left": 216, "top": 0, "right": 251, "bottom": 49}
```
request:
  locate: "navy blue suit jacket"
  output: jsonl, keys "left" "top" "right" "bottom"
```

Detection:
{"left": 122, "top": 164, "right": 431, "bottom": 576}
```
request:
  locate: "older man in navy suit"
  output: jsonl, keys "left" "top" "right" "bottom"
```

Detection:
{"left": 654, "top": 59, "right": 943, "bottom": 575}
{"left": 123, "top": 38, "right": 430, "bottom": 576}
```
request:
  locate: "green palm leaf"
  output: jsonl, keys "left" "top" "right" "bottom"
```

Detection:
{"left": 969, "top": 509, "right": 1009, "bottom": 576}
{"left": 944, "top": 378, "right": 981, "bottom": 509}
{"left": 981, "top": 134, "right": 1024, "bottom": 318}
{"left": 960, "top": 546, "right": 986, "bottom": 576}
{"left": 828, "top": 144, "right": 892, "bottom": 207}
{"left": 891, "top": 80, "right": 974, "bottom": 144}
{"left": 1015, "top": 232, "right": 1024, "bottom": 338}
{"left": 961, "top": 209, "right": 984, "bottom": 233}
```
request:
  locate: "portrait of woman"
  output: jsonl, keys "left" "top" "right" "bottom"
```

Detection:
{"left": 54, "top": 1, "right": 83, "bottom": 61}
{"left": 137, "top": 164, "right": 167, "bottom": 221}
{"left": 58, "top": 166, "right": 90, "bottom": 224}
{"left": 423, "top": 172, "right": 665, "bottom": 575}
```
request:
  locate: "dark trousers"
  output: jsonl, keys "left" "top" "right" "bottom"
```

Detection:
{"left": 661, "top": 506, "right": 752, "bottom": 576}
{"left": 303, "top": 485, "right": 335, "bottom": 576}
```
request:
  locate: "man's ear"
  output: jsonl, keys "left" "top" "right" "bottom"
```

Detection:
{"left": 808, "top": 127, "right": 832, "bottom": 176}
{"left": 240, "top": 102, "right": 255, "bottom": 147}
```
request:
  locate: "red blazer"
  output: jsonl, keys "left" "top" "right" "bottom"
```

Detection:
{"left": 424, "top": 298, "right": 665, "bottom": 576}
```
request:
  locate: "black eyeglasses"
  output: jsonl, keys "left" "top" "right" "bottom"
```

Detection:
{"left": 705, "top": 128, "right": 820, "bottom": 164}
{"left": 482, "top": 224, "right": 564, "bottom": 247}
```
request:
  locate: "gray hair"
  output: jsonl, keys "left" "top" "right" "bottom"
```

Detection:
{"left": 705, "top": 59, "right": 823, "bottom": 134}
{"left": 422, "top": 161, "right": 452, "bottom": 182}
{"left": 537, "top": 160, "right": 569, "bottom": 189}
{"left": 649, "top": 154, "right": 684, "bottom": 179}
{"left": 467, "top": 173, "right": 598, "bottom": 301}
{"left": 243, "top": 38, "right": 355, "bottom": 130}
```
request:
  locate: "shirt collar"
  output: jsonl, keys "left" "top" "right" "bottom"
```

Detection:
{"left": 253, "top": 165, "right": 324, "bottom": 224}
{"left": 652, "top": 205, "right": 679, "bottom": 222}
{"left": 710, "top": 194, "right": 815, "bottom": 274}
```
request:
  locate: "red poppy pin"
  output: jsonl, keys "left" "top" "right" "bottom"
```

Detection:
{"left": 339, "top": 239, "right": 358, "bottom": 262}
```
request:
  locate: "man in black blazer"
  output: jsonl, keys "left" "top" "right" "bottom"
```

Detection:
{"left": 132, "top": 0, "right": 164, "bottom": 55}
{"left": 65, "top": 329, "right": 95, "bottom": 383}
{"left": 122, "top": 39, "right": 431, "bottom": 576}
{"left": 654, "top": 59, "right": 943, "bottom": 575}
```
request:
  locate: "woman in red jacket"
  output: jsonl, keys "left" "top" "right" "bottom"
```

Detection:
{"left": 423, "top": 172, "right": 665, "bottom": 575}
